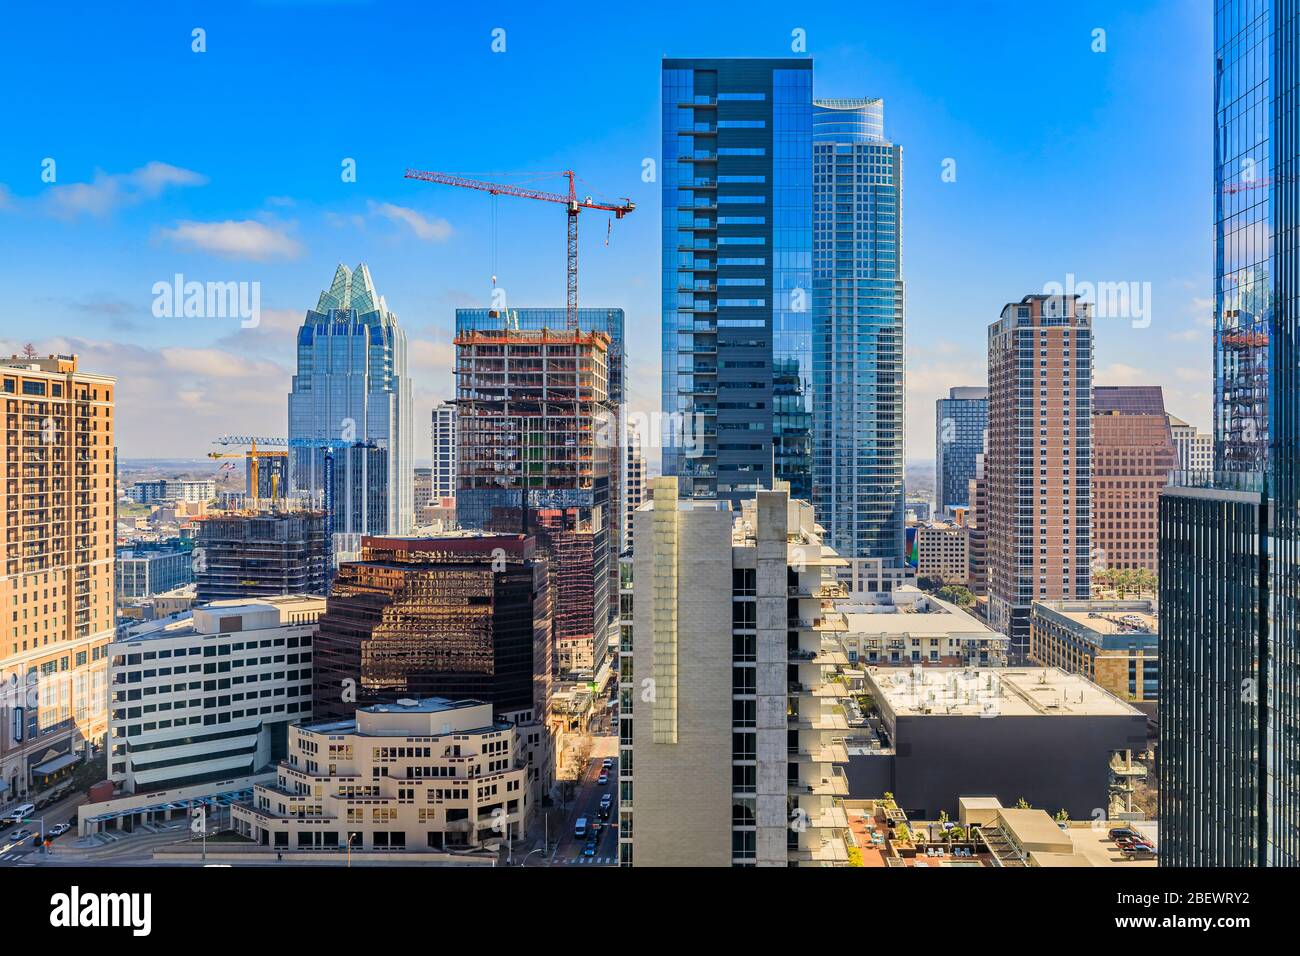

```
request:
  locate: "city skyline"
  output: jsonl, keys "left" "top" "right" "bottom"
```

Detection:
{"left": 0, "top": 1, "right": 1214, "bottom": 467}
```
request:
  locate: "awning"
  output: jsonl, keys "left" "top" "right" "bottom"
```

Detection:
{"left": 32, "top": 752, "right": 82, "bottom": 777}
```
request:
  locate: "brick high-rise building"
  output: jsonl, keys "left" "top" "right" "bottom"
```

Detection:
{"left": 1092, "top": 386, "right": 1175, "bottom": 572}
{"left": 986, "top": 294, "right": 1093, "bottom": 660}
{"left": 1, "top": 354, "right": 115, "bottom": 799}
{"left": 967, "top": 448, "right": 989, "bottom": 597}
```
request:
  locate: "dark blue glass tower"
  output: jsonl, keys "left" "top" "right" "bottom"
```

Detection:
{"left": 1159, "top": 0, "right": 1300, "bottom": 866}
{"left": 661, "top": 58, "right": 813, "bottom": 505}
{"left": 935, "top": 387, "right": 988, "bottom": 517}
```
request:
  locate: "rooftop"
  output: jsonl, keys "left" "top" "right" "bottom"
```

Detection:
{"left": 118, "top": 595, "right": 326, "bottom": 643}
{"left": 865, "top": 666, "right": 1143, "bottom": 718}
{"left": 1033, "top": 600, "right": 1157, "bottom": 642}
{"left": 842, "top": 590, "right": 1001, "bottom": 639}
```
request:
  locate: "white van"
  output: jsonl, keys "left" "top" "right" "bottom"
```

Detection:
{"left": 5, "top": 803, "right": 34, "bottom": 822}
{"left": 574, "top": 817, "right": 588, "bottom": 838}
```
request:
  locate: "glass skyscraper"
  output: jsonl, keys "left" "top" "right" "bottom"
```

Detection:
{"left": 935, "top": 387, "right": 988, "bottom": 517}
{"left": 661, "top": 58, "right": 813, "bottom": 505}
{"left": 1159, "top": 0, "right": 1299, "bottom": 866}
{"left": 287, "top": 263, "right": 414, "bottom": 536}
{"left": 811, "top": 98, "right": 905, "bottom": 560}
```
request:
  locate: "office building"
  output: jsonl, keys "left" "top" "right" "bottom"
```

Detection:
{"left": 1092, "top": 386, "right": 1174, "bottom": 572}
{"left": 312, "top": 534, "right": 551, "bottom": 721}
{"left": 245, "top": 455, "right": 288, "bottom": 502}
{"left": 115, "top": 544, "right": 193, "bottom": 599}
{"left": 127, "top": 480, "right": 169, "bottom": 504}
{"left": 1166, "top": 413, "right": 1213, "bottom": 473}
{"left": 840, "top": 587, "right": 1007, "bottom": 667}
{"left": 914, "top": 522, "right": 970, "bottom": 586}
{"left": 193, "top": 512, "right": 328, "bottom": 602}
{"left": 1158, "top": 2, "right": 1300, "bottom": 867}
{"left": 0, "top": 354, "right": 115, "bottom": 799}
{"left": 935, "top": 387, "right": 989, "bottom": 516}
{"left": 848, "top": 666, "right": 1146, "bottom": 821}
{"left": 288, "top": 263, "right": 414, "bottom": 536}
{"left": 454, "top": 326, "right": 615, "bottom": 675}
{"left": 621, "top": 477, "right": 852, "bottom": 866}
{"left": 106, "top": 596, "right": 324, "bottom": 794}
{"left": 624, "top": 420, "right": 644, "bottom": 552}
{"left": 232, "top": 697, "right": 532, "bottom": 852}
{"left": 413, "top": 467, "right": 433, "bottom": 511}
{"left": 126, "top": 478, "right": 214, "bottom": 505}
{"left": 812, "top": 97, "right": 905, "bottom": 562}
{"left": 661, "top": 58, "right": 813, "bottom": 505}
{"left": 967, "top": 450, "right": 989, "bottom": 596}
{"left": 431, "top": 401, "right": 457, "bottom": 503}
{"left": 1030, "top": 599, "right": 1157, "bottom": 712}
{"left": 837, "top": 556, "right": 914, "bottom": 600}
{"left": 986, "top": 294, "right": 1093, "bottom": 660}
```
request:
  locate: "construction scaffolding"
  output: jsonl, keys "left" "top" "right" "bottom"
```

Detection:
{"left": 454, "top": 328, "right": 612, "bottom": 495}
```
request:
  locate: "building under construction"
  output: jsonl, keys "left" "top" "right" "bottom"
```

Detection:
{"left": 193, "top": 511, "right": 328, "bottom": 601}
{"left": 454, "top": 328, "right": 616, "bottom": 676}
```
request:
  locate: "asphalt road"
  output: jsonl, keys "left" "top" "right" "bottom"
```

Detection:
{"left": 552, "top": 753, "right": 618, "bottom": 865}
{"left": 0, "top": 792, "right": 86, "bottom": 865}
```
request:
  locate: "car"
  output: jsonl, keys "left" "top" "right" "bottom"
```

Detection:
{"left": 9, "top": 829, "right": 32, "bottom": 842}
{"left": 1108, "top": 827, "right": 1140, "bottom": 841}
{"left": 5, "top": 803, "right": 35, "bottom": 822}
{"left": 599, "top": 792, "right": 613, "bottom": 806}
{"left": 597, "top": 772, "right": 609, "bottom": 786}
{"left": 601, "top": 758, "right": 613, "bottom": 769}
{"left": 574, "top": 817, "right": 589, "bottom": 839}
{"left": 48, "top": 823, "right": 71, "bottom": 838}
{"left": 582, "top": 839, "right": 598, "bottom": 857}
{"left": 0, "top": 819, "right": 12, "bottom": 833}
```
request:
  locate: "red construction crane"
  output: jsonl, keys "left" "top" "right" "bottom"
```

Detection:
{"left": 404, "top": 169, "right": 635, "bottom": 330}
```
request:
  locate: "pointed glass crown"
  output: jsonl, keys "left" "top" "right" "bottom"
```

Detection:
{"left": 314, "top": 263, "right": 392, "bottom": 322}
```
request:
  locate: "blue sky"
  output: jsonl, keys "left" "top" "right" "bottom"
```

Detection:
{"left": 0, "top": 0, "right": 1213, "bottom": 466}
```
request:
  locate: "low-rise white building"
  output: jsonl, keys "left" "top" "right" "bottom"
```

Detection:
{"left": 841, "top": 586, "right": 1008, "bottom": 667}
{"left": 232, "top": 696, "right": 532, "bottom": 852}
{"left": 107, "top": 596, "right": 324, "bottom": 795}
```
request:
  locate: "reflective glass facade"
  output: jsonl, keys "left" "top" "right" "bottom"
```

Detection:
{"left": 1215, "top": 0, "right": 1274, "bottom": 473}
{"left": 661, "top": 59, "right": 813, "bottom": 506}
{"left": 288, "top": 264, "right": 413, "bottom": 535}
{"left": 1160, "top": 0, "right": 1300, "bottom": 866}
{"left": 935, "top": 387, "right": 988, "bottom": 516}
{"left": 811, "top": 98, "right": 904, "bottom": 561}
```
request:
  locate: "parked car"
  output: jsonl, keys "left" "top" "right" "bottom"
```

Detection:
{"left": 1108, "top": 827, "right": 1141, "bottom": 841}
{"left": 48, "top": 823, "right": 71, "bottom": 838}
{"left": 597, "top": 772, "right": 609, "bottom": 786}
{"left": 601, "top": 758, "right": 613, "bottom": 770}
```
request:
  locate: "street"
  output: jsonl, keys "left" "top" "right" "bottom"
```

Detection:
{"left": 0, "top": 790, "right": 86, "bottom": 866}
{"left": 551, "top": 738, "right": 619, "bottom": 866}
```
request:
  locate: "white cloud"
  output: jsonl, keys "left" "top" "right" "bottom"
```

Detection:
{"left": 42, "top": 162, "right": 207, "bottom": 219}
{"left": 0, "top": 335, "right": 291, "bottom": 457}
{"left": 368, "top": 201, "right": 452, "bottom": 241}
{"left": 1094, "top": 362, "right": 1147, "bottom": 386}
{"left": 159, "top": 219, "right": 304, "bottom": 261}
